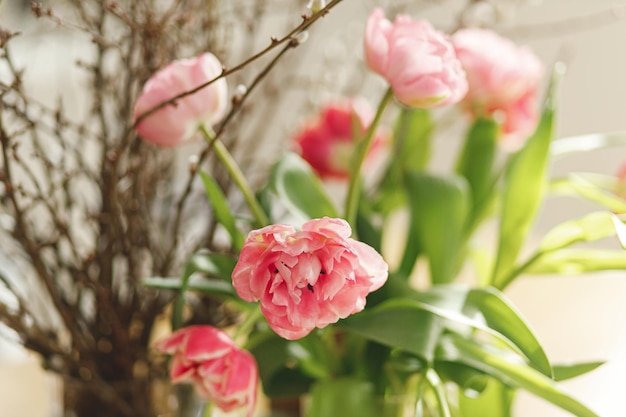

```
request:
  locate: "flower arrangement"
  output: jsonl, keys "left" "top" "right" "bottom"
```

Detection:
{"left": 1, "top": 1, "right": 625, "bottom": 417}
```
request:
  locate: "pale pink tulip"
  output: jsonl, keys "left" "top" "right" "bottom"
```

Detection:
{"left": 155, "top": 326, "right": 258, "bottom": 416}
{"left": 452, "top": 28, "right": 543, "bottom": 147}
{"left": 133, "top": 53, "right": 228, "bottom": 147}
{"left": 293, "top": 99, "right": 386, "bottom": 179}
{"left": 364, "top": 8, "right": 467, "bottom": 108}
{"left": 232, "top": 217, "right": 388, "bottom": 340}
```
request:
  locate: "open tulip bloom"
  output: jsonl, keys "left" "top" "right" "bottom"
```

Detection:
{"left": 139, "top": 6, "right": 622, "bottom": 417}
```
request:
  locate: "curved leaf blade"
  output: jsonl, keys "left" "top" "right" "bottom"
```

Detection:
{"left": 553, "top": 361, "right": 605, "bottom": 382}
{"left": 492, "top": 107, "right": 555, "bottom": 288}
{"left": 337, "top": 300, "right": 443, "bottom": 362}
{"left": 375, "top": 108, "right": 434, "bottom": 215}
{"left": 269, "top": 152, "right": 339, "bottom": 221}
{"left": 550, "top": 174, "right": 626, "bottom": 213}
{"left": 538, "top": 211, "right": 619, "bottom": 253}
{"left": 307, "top": 379, "right": 378, "bottom": 417}
{"left": 402, "top": 172, "right": 469, "bottom": 284}
{"left": 184, "top": 251, "right": 237, "bottom": 280}
{"left": 143, "top": 276, "right": 239, "bottom": 299}
{"left": 340, "top": 295, "right": 544, "bottom": 369}
{"left": 439, "top": 334, "right": 600, "bottom": 417}
{"left": 199, "top": 171, "right": 245, "bottom": 251}
{"left": 426, "top": 368, "right": 452, "bottom": 417}
{"left": 526, "top": 249, "right": 626, "bottom": 274}
{"left": 458, "top": 377, "right": 514, "bottom": 417}
{"left": 466, "top": 288, "right": 552, "bottom": 377}
{"left": 456, "top": 118, "right": 499, "bottom": 232}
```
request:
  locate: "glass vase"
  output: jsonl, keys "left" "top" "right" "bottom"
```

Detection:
{"left": 301, "top": 378, "right": 420, "bottom": 417}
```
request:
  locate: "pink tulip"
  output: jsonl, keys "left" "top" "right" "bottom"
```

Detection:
{"left": 133, "top": 53, "right": 228, "bottom": 147}
{"left": 155, "top": 326, "right": 258, "bottom": 416}
{"left": 452, "top": 28, "right": 543, "bottom": 147}
{"left": 364, "top": 8, "right": 467, "bottom": 108}
{"left": 232, "top": 217, "right": 389, "bottom": 340}
{"left": 293, "top": 99, "right": 386, "bottom": 179}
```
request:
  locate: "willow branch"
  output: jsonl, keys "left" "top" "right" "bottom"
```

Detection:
{"left": 160, "top": 39, "right": 297, "bottom": 273}
{"left": 133, "top": 0, "right": 344, "bottom": 126}
{"left": 0, "top": 119, "right": 90, "bottom": 353}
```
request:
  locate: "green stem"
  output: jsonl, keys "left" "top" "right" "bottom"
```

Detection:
{"left": 235, "top": 305, "right": 263, "bottom": 344}
{"left": 171, "top": 261, "right": 197, "bottom": 330}
{"left": 425, "top": 368, "right": 451, "bottom": 417}
{"left": 202, "top": 401, "right": 214, "bottom": 417}
{"left": 494, "top": 250, "right": 544, "bottom": 291}
{"left": 413, "top": 371, "right": 426, "bottom": 417}
{"left": 345, "top": 88, "right": 394, "bottom": 229}
{"left": 199, "top": 124, "right": 269, "bottom": 227}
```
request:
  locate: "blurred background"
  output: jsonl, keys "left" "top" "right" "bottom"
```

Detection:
{"left": 0, "top": 0, "right": 625, "bottom": 416}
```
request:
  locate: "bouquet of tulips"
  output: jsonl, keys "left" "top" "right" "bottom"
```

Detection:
{"left": 133, "top": 4, "right": 623, "bottom": 417}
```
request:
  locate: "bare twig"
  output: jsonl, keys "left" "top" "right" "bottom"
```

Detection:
{"left": 133, "top": 0, "right": 345, "bottom": 126}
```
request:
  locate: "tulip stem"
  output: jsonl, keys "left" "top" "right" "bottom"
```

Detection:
{"left": 345, "top": 88, "right": 393, "bottom": 230}
{"left": 202, "top": 401, "right": 214, "bottom": 417}
{"left": 200, "top": 124, "right": 269, "bottom": 227}
{"left": 235, "top": 305, "right": 264, "bottom": 344}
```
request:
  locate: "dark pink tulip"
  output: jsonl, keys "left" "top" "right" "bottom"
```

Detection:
{"left": 155, "top": 326, "right": 258, "bottom": 416}
{"left": 293, "top": 99, "right": 386, "bottom": 179}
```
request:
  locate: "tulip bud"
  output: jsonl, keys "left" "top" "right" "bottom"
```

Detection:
{"left": 363, "top": 8, "right": 468, "bottom": 109}
{"left": 452, "top": 28, "right": 543, "bottom": 148}
{"left": 133, "top": 53, "right": 228, "bottom": 147}
{"left": 293, "top": 99, "right": 387, "bottom": 180}
{"left": 155, "top": 326, "right": 258, "bottom": 417}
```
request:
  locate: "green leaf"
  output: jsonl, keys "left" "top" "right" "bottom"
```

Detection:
{"left": 169, "top": 252, "right": 237, "bottom": 329}
{"left": 337, "top": 300, "right": 443, "bottom": 362}
{"left": 374, "top": 108, "right": 434, "bottom": 215}
{"left": 359, "top": 286, "right": 552, "bottom": 379}
{"left": 340, "top": 295, "right": 534, "bottom": 367}
{"left": 402, "top": 172, "right": 469, "bottom": 284}
{"left": 425, "top": 368, "right": 452, "bottom": 417}
{"left": 408, "top": 298, "right": 545, "bottom": 371}
{"left": 468, "top": 244, "right": 494, "bottom": 287}
{"left": 142, "top": 276, "right": 238, "bottom": 298}
{"left": 269, "top": 152, "right": 339, "bottom": 221}
{"left": 307, "top": 378, "right": 379, "bottom": 417}
{"left": 356, "top": 196, "right": 383, "bottom": 252}
{"left": 458, "top": 377, "right": 514, "bottom": 417}
{"left": 550, "top": 174, "right": 626, "bottom": 213}
{"left": 551, "top": 131, "right": 626, "bottom": 158}
{"left": 466, "top": 288, "right": 552, "bottom": 377}
{"left": 247, "top": 332, "right": 315, "bottom": 398}
{"left": 526, "top": 249, "right": 626, "bottom": 274}
{"left": 456, "top": 118, "right": 499, "bottom": 231}
{"left": 538, "top": 211, "right": 619, "bottom": 252}
{"left": 553, "top": 361, "right": 605, "bottom": 382}
{"left": 199, "top": 171, "right": 245, "bottom": 250}
{"left": 497, "top": 212, "right": 626, "bottom": 288}
{"left": 435, "top": 361, "right": 487, "bottom": 391}
{"left": 438, "top": 334, "right": 600, "bottom": 417}
{"left": 285, "top": 334, "right": 335, "bottom": 380}
{"left": 612, "top": 214, "right": 626, "bottom": 249}
{"left": 183, "top": 251, "right": 237, "bottom": 280}
{"left": 492, "top": 107, "right": 555, "bottom": 288}
{"left": 395, "top": 108, "right": 434, "bottom": 171}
